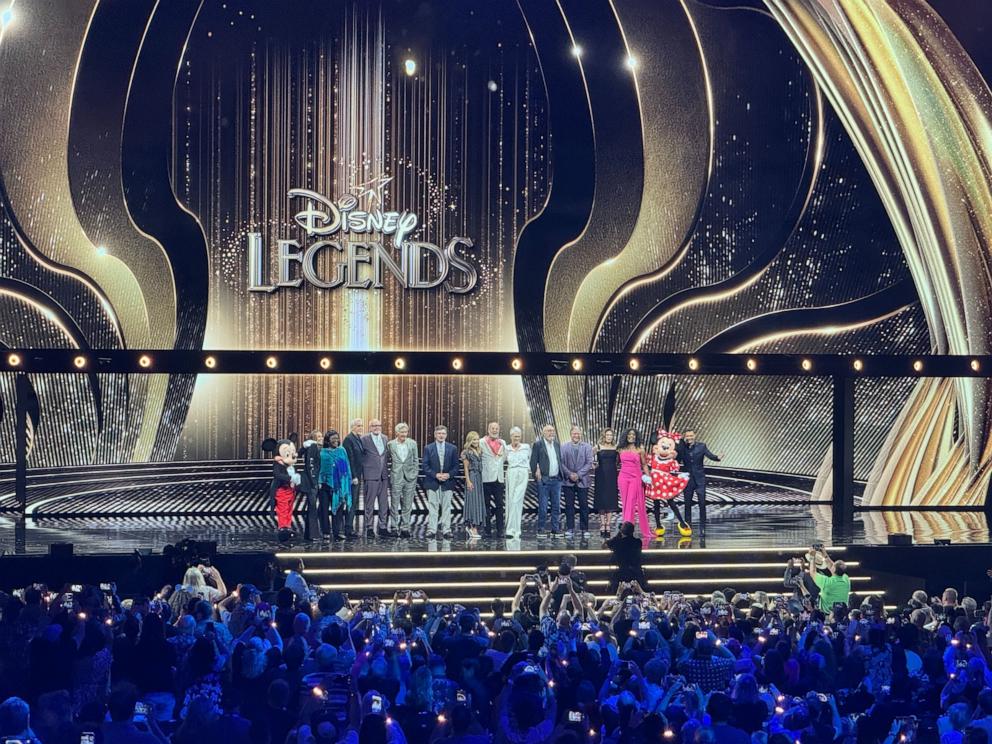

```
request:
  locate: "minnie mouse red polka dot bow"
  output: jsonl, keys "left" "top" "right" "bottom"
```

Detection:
{"left": 656, "top": 428, "right": 682, "bottom": 442}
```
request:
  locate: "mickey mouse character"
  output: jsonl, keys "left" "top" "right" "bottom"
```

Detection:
{"left": 647, "top": 428, "right": 692, "bottom": 538}
{"left": 267, "top": 438, "right": 301, "bottom": 542}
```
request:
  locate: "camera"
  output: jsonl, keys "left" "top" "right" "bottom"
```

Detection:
{"left": 371, "top": 694, "right": 383, "bottom": 714}
{"left": 568, "top": 711, "right": 583, "bottom": 723}
{"left": 71, "top": 584, "right": 83, "bottom": 593}
{"left": 456, "top": 689, "right": 469, "bottom": 705}
{"left": 134, "top": 701, "right": 149, "bottom": 722}
{"left": 695, "top": 631, "right": 708, "bottom": 639}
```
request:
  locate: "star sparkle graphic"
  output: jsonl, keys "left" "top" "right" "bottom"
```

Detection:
{"left": 350, "top": 175, "right": 392, "bottom": 206}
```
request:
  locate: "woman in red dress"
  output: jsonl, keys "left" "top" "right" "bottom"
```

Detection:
{"left": 647, "top": 429, "right": 692, "bottom": 538}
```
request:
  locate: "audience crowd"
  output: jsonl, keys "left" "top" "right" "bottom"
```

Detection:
{"left": 0, "top": 530, "right": 989, "bottom": 744}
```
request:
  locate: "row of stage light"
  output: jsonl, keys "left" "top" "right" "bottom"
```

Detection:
{"left": 1, "top": 350, "right": 990, "bottom": 377}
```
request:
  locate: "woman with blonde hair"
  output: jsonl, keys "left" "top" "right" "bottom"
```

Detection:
{"left": 461, "top": 430, "right": 485, "bottom": 539}
{"left": 504, "top": 427, "right": 531, "bottom": 540}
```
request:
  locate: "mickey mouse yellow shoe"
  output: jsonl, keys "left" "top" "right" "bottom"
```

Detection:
{"left": 654, "top": 526, "right": 665, "bottom": 539}
{"left": 678, "top": 522, "right": 693, "bottom": 537}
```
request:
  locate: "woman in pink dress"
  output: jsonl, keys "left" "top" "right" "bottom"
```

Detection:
{"left": 617, "top": 428, "right": 652, "bottom": 539}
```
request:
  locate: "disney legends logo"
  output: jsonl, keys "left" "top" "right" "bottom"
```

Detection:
{"left": 247, "top": 176, "right": 478, "bottom": 294}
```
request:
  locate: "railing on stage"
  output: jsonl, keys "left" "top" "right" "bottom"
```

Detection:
{"left": 5, "top": 349, "right": 991, "bottom": 530}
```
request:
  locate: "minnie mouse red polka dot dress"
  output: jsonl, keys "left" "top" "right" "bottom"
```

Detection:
{"left": 647, "top": 456, "right": 688, "bottom": 501}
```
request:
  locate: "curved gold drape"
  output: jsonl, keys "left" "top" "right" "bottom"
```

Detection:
{"left": 764, "top": 0, "right": 992, "bottom": 506}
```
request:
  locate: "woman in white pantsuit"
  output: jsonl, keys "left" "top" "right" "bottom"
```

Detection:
{"left": 504, "top": 427, "right": 531, "bottom": 540}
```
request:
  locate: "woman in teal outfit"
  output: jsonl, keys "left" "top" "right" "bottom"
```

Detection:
{"left": 319, "top": 429, "right": 353, "bottom": 541}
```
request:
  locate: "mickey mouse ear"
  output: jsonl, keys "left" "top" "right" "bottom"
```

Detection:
{"left": 261, "top": 438, "right": 278, "bottom": 454}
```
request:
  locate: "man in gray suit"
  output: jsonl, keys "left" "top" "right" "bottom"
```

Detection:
{"left": 387, "top": 422, "right": 419, "bottom": 538}
{"left": 360, "top": 418, "right": 390, "bottom": 538}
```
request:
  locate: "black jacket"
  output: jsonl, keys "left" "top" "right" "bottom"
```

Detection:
{"left": 343, "top": 432, "right": 364, "bottom": 482}
{"left": 676, "top": 440, "right": 720, "bottom": 481}
{"left": 298, "top": 440, "right": 321, "bottom": 494}
{"left": 529, "top": 438, "right": 563, "bottom": 480}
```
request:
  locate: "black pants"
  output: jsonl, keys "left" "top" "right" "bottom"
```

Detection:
{"left": 684, "top": 477, "right": 707, "bottom": 525}
{"left": 563, "top": 484, "right": 589, "bottom": 531}
{"left": 346, "top": 477, "right": 361, "bottom": 536}
{"left": 302, "top": 489, "right": 321, "bottom": 540}
{"left": 483, "top": 481, "right": 505, "bottom": 536}
{"left": 331, "top": 497, "right": 349, "bottom": 538}
{"left": 317, "top": 485, "right": 333, "bottom": 536}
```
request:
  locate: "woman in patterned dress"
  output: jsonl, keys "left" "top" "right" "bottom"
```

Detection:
{"left": 461, "top": 431, "right": 486, "bottom": 539}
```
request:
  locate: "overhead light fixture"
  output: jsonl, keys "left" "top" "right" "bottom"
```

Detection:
{"left": 746, "top": 358, "right": 757, "bottom": 371}
{"left": 971, "top": 359, "right": 980, "bottom": 372}
{"left": 138, "top": 354, "right": 152, "bottom": 368}
{"left": 451, "top": 357, "right": 463, "bottom": 371}
{"left": 571, "top": 44, "right": 583, "bottom": 58}
{"left": 511, "top": 357, "right": 523, "bottom": 371}
{"left": 571, "top": 358, "right": 583, "bottom": 371}
{"left": 688, "top": 358, "right": 699, "bottom": 371}
{"left": 319, "top": 357, "right": 331, "bottom": 370}
{"left": 853, "top": 359, "right": 863, "bottom": 372}
{"left": 7, "top": 353, "right": 21, "bottom": 367}
{"left": 265, "top": 356, "right": 278, "bottom": 369}
{"left": 625, "top": 54, "right": 638, "bottom": 69}
{"left": 912, "top": 359, "right": 923, "bottom": 373}
{"left": 801, "top": 358, "right": 812, "bottom": 371}
{"left": 628, "top": 358, "right": 640, "bottom": 371}
{"left": 204, "top": 356, "right": 217, "bottom": 369}
{"left": 404, "top": 59, "right": 416, "bottom": 76}
{"left": 394, "top": 357, "right": 406, "bottom": 370}
{"left": 73, "top": 355, "right": 87, "bottom": 369}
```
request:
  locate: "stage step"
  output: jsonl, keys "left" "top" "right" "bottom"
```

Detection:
{"left": 275, "top": 546, "right": 888, "bottom": 607}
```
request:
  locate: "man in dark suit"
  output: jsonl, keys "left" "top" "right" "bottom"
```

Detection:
{"left": 299, "top": 429, "right": 323, "bottom": 541}
{"left": 341, "top": 418, "right": 364, "bottom": 539}
{"left": 676, "top": 429, "right": 722, "bottom": 528}
{"left": 422, "top": 424, "right": 460, "bottom": 539}
{"left": 530, "top": 424, "right": 563, "bottom": 538}
{"left": 360, "top": 418, "right": 390, "bottom": 538}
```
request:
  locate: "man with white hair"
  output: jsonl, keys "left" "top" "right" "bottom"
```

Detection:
{"left": 387, "top": 422, "right": 419, "bottom": 538}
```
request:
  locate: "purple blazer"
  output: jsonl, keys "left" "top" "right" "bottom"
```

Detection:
{"left": 561, "top": 440, "right": 594, "bottom": 488}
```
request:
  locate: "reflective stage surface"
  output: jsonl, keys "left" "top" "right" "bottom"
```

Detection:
{"left": 1, "top": 505, "right": 987, "bottom": 556}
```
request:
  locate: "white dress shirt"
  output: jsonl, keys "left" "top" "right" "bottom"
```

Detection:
{"left": 436, "top": 440, "right": 446, "bottom": 472}
{"left": 545, "top": 438, "right": 559, "bottom": 477}
{"left": 372, "top": 433, "right": 385, "bottom": 455}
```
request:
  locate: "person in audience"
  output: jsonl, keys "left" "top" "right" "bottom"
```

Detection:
{"left": 10, "top": 565, "right": 992, "bottom": 744}
{"left": 807, "top": 545, "right": 851, "bottom": 612}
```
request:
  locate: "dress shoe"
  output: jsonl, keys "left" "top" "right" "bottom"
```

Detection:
{"left": 400, "top": 530, "right": 411, "bottom": 538}
{"left": 426, "top": 531, "right": 436, "bottom": 539}
{"left": 334, "top": 534, "right": 345, "bottom": 542}
{"left": 366, "top": 529, "right": 376, "bottom": 539}
{"left": 443, "top": 532, "right": 453, "bottom": 540}
{"left": 505, "top": 533, "right": 516, "bottom": 539}
{"left": 549, "top": 531, "right": 560, "bottom": 538}
{"left": 536, "top": 531, "right": 547, "bottom": 539}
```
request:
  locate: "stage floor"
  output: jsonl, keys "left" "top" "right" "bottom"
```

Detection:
{"left": 1, "top": 505, "right": 988, "bottom": 555}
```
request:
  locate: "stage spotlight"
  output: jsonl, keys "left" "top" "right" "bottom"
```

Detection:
{"left": 801, "top": 358, "right": 812, "bottom": 371}
{"left": 487, "top": 80, "right": 498, "bottom": 92}
{"left": 265, "top": 356, "right": 278, "bottom": 369}
{"left": 625, "top": 54, "right": 638, "bottom": 70}
{"left": 394, "top": 357, "right": 406, "bottom": 370}
{"left": 204, "top": 356, "right": 217, "bottom": 369}
{"left": 912, "top": 359, "right": 923, "bottom": 373}
{"left": 853, "top": 358, "right": 864, "bottom": 372}
{"left": 571, "top": 44, "right": 583, "bottom": 58}
{"left": 138, "top": 354, "right": 152, "bottom": 368}
{"left": 971, "top": 359, "right": 980, "bottom": 372}
{"left": 73, "top": 355, "right": 87, "bottom": 369}
{"left": 7, "top": 352, "right": 20, "bottom": 367}
{"left": 0, "top": 6, "right": 12, "bottom": 28}
{"left": 511, "top": 357, "right": 523, "bottom": 371}
{"left": 688, "top": 358, "right": 699, "bottom": 371}
{"left": 95, "top": 245, "right": 108, "bottom": 257}
{"left": 451, "top": 357, "right": 463, "bottom": 371}
{"left": 628, "top": 358, "right": 640, "bottom": 371}
{"left": 319, "top": 356, "right": 331, "bottom": 370}
{"left": 404, "top": 59, "right": 416, "bottom": 76}
{"left": 571, "top": 358, "right": 583, "bottom": 371}
{"left": 746, "top": 358, "right": 757, "bottom": 371}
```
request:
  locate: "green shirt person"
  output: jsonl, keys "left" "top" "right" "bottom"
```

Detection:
{"left": 808, "top": 547, "right": 851, "bottom": 612}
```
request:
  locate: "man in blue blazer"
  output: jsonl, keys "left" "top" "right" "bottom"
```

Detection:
{"left": 423, "top": 424, "right": 460, "bottom": 540}
{"left": 676, "top": 428, "right": 722, "bottom": 528}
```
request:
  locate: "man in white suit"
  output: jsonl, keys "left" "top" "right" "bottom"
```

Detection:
{"left": 479, "top": 421, "right": 507, "bottom": 538}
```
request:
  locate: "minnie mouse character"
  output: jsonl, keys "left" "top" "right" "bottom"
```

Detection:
{"left": 647, "top": 428, "right": 692, "bottom": 538}
{"left": 267, "top": 438, "right": 301, "bottom": 542}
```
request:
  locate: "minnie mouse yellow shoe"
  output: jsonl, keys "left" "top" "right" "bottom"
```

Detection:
{"left": 678, "top": 522, "right": 693, "bottom": 537}
{"left": 655, "top": 526, "right": 666, "bottom": 538}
